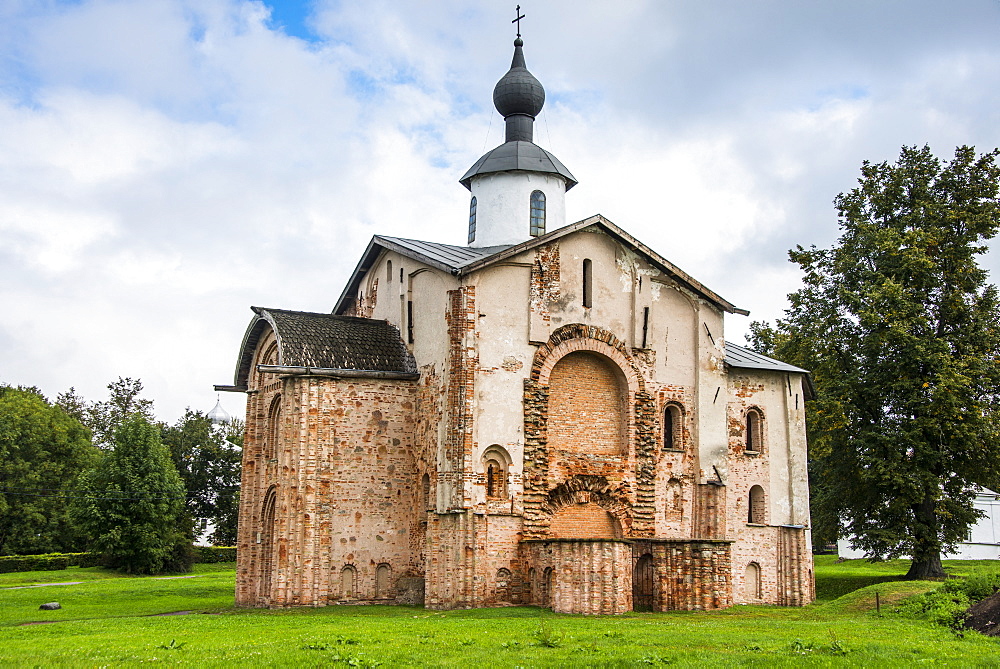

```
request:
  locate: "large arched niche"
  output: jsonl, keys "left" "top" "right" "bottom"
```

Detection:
{"left": 547, "top": 351, "right": 628, "bottom": 456}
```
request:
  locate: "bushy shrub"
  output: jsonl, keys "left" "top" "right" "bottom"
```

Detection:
{"left": 66, "top": 552, "right": 101, "bottom": 568}
{"left": 0, "top": 554, "right": 70, "bottom": 573}
{"left": 942, "top": 570, "right": 1000, "bottom": 602}
{"left": 894, "top": 571, "right": 1000, "bottom": 630}
{"left": 894, "top": 588, "right": 969, "bottom": 628}
{"left": 194, "top": 546, "right": 237, "bottom": 563}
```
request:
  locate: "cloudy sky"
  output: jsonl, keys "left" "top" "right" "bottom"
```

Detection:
{"left": 2, "top": 0, "right": 998, "bottom": 423}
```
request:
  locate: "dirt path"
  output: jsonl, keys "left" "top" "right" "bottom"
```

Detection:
{"left": 2, "top": 582, "right": 83, "bottom": 590}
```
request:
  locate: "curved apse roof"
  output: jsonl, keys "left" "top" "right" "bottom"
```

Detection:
{"left": 231, "top": 307, "right": 417, "bottom": 390}
{"left": 460, "top": 141, "right": 577, "bottom": 191}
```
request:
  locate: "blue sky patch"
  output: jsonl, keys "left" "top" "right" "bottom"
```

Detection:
{"left": 263, "top": 0, "right": 318, "bottom": 42}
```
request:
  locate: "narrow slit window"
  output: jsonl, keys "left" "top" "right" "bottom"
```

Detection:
{"left": 407, "top": 300, "right": 414, "bottom": 344}
{"left": 386, "top": 259, "right": 392, "bottom": 282}
{"left": 746, "top": 409, "right": 763, "bottom": 453}
{"left": 529, "top": 190, "right": 546, "bottom": 236}
{"left": 582, "top": 259, "right": 593, "bottom": 308}
{"left": 641, "top": 307, "right": 650, "bottom": 348}
{"left": 468, "top": 196, "right": 477, "bottom": 244}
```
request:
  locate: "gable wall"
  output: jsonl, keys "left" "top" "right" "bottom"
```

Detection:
{"left": 726, "top": 369, "right": 812, "bottom": 604}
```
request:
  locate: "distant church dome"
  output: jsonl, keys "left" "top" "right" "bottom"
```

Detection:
{"left": 492, "top": 38, "right": 545, "bottom": 119}
{"left": 208, "top": 397, "right": 231, "bottom": 426}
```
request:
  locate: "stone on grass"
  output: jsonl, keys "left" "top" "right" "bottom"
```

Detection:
{"left": 39, "top": 602, "right": 61, "bottom": 610}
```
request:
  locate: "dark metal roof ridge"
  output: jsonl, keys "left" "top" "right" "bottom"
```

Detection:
{"left": 373, "top": 236, "right": 467, "bottom": 275}
{"left": 458, "top": 214, "right": 748, "bottom": 315}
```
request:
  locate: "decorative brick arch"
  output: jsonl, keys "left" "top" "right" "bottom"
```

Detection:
{"left": 541, "top": 475, "right": 633, "bottom": 538}
{"left": 531, "top": 324, "right": 644, "bottom": 395}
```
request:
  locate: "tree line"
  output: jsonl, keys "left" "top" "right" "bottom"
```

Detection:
{"left": 0, "top": 378, "right": 242, "bottom": 573}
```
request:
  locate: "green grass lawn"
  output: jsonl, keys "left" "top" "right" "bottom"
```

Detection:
{"left": 0, "top": 558, "right": 998, "bottom": 667}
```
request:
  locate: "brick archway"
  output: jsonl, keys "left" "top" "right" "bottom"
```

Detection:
{"left": 522, "top": 324, "right": 657, "bottom": 539}
{"left": 542, "top": 474, "right": 633, "bottom": 538}
{"left": 531, "top": 324, "right": 644, "bottom": 395}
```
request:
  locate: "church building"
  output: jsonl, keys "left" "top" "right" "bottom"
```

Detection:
{"left": 218, "top": 33, "right": 815, "bottom": 614}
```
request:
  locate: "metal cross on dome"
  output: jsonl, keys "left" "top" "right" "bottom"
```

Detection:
{"left": 512, "top": 5, "right": 525, "bottom": 38}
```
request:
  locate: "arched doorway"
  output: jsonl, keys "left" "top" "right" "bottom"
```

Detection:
{"left": 633, "top": 553, "right": 654, "bottom": 611}
{"left": 375, "top": 564, "right": 391, "bottom": 599}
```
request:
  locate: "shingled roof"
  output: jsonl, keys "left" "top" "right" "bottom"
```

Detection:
{"left": 231, "top": 307, "right": 417, "bottom": 390}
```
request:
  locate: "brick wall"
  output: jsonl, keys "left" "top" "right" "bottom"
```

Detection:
{"left": 548, "top": 351, "right": 625, "bottom": 457}
{"left": 550, "top": 503, "right": 620, "bottom": 539}
{"left": 524, "top": 539, "right": 633, "bottom": 614}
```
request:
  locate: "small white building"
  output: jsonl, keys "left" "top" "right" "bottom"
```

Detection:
{"left": 838, "top": 488, "right": 1000, "bottom": 560}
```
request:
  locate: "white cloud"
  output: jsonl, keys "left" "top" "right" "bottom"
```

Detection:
{"left": 1, "top": 0, "right": 998, "bottom": 421}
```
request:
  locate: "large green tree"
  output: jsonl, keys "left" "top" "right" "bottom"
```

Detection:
{"left": 0, "top": 385, "right": 98, "bottom": 555}
{"left": 73, "top": 414, "right": 191, "bottom": 573}
{"left": 84, "top": 377, "right": 155, "bottom": 450}
{"left": 750, "top": 145, "right": 1000, "bottom": 579}
{"left": 160, "top": 410, "right": 242, "bottom": 545}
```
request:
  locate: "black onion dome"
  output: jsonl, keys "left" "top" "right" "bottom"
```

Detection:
{"left": 492, "top": 38, "right": 545, "bottom": 118}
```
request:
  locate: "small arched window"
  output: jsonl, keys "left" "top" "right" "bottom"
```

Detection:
{"left": 386, "top": 259, "right": 393, "bottom": 282}
{"left": 582, "top": 258, "right": 593, "bottom": 308}
{"left": 663, "top": 404, "right": 683, "bottom": 450}
{"left": 341, "top": 565, "right": 357, "bottom": 599}
{"left": 486, "top": 459, "right": 507, "bottom": 499}
{"left": 422, "top": 473, "right": 432, "bottom": 511}
{"left": 468, "top": 196, "right": 477, "bottom": 243}
{"left": 746, "top": 408, "right": 763, "bottom": 453}
{"left": 530, "top": 190, "right": 546, "bottom": 236}
{"left": 748, "top": 485, "right": 766, "bottom": 524}
{"left": 745, "top": 562, "right": 762, "bottom": 599}
{"left": 266, "top": 395, "right": 282, "bottom": 460}
{"left": 375, "top": 563, "right": 391, "bottom": 598}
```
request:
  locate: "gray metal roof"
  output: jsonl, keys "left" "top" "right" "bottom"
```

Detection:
{"left": 375, "top": 236, "right": 512, "bottom": 273}
{"left": 232, "top": 307, "right": 416, "bottom": 389}
{"left": 725, "top": 342, "right": 808, "bottom": 374}
{"left": 333, "top": 215, "right": 749, "bottom": 316}
{"left": 459, "top": 141, "right": 577, "bottom": 191}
